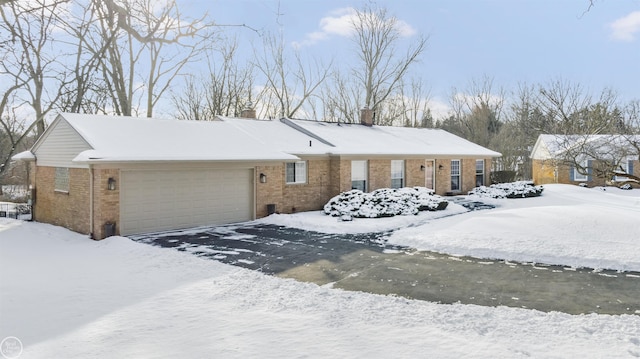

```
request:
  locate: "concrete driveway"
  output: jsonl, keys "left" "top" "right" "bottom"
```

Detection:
{"left": 131, "top": 223, "right": 640, "bottom": 315}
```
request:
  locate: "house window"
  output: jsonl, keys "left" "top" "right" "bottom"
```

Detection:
{"left": 475, "top": 159, "right": 484, "bottom": 187}
{"left": 391, "top": 160, "right": 404, "bottom": 189}
{"left": 55, "top": 167, "right": 70, "bottom": 192}
{"left": 614, "top": 157, "right": 634, "bottom": 182}
{"left": 351, "top": 160, "right": 368, "bottom": 192}
{"left": 285, "top": 161, "right": 307, "bottom": 184}
{"left": 450, "top": 160, "right": 461, "bottom": 191}
{"left": 573, "top": 160, "right": 588, "bottom": 182}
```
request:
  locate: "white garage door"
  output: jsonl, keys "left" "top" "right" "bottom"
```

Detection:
{"left": 120, "top": 168, "right": 254, "bottom": 235}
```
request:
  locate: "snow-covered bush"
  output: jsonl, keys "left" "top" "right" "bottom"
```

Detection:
{"left": 619, "top": 183, "right": 633, "bottom": 190}
{"left": 323, "top": 187, "right": 449, "bottom": 220}
{"left": 468, "top": 181, "right": 544, "bottom": 199}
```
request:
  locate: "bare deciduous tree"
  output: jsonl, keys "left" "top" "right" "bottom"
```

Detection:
{"left": 0, "top": 0, "right": 71, "bottom": 136}
{"left": 324, "top": 4, "right": 428, "bottom": 124}
{"left": 440, "top": 76, "right": 504, "bottom": 148}
{"left": 172, "top": 39, "right": 256, "bottom": 120}
{"left": 254, "top": 33, "right": 332, "bottom": 119}
{"left": 374, "top": 78, "right": 432, "bottom": 127}
{"left": 86, "top": 0, "right": 214, "bottom": 117}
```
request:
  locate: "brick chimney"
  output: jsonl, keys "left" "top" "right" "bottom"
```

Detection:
{"left": 241, "top": 101, "right": 256, "bottom": 119}
{"left": 360, "top": 107, "right": 373, "bottom": 126}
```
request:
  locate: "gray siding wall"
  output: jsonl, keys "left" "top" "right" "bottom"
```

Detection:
{"left": 33, "top": 119, "right": 92, "bottom": 168}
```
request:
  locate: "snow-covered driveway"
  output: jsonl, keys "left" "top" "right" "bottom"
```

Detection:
{"left": 131, "top": 222, "right": 640, "bottom": 315}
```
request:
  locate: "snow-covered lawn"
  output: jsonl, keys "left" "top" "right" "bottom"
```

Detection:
{"left": 1, "top": 184, "right": 640, "bottom": 358}
{"left": 263, "top": 184, "right": 640, "bottom": 272}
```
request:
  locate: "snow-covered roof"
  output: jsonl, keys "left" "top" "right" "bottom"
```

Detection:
{"left": 28, "top": 113, "right": 502, "bottom": 164}
{"left": 11, "top": 150, "right": 36, "bottom": 161}
{"left": 217, "top": 116, "right": 334, "bottom": 156}
{"left": 57, "top": 113, "right": 300, "bottom": 163}
{"left": 531, "top": 134, "right": 639, "bottom": 160}
{"left": 284, "top": 119, "right": 502, "bottom": 158}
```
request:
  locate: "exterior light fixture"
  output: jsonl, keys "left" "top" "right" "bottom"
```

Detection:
{"left": 259, "top": 173, "right": 267, "bottom": 183}
{"left": 420, "top": 165, "right": 425, "bottom": 171}
{"left": 438, "top": 164, "right": 444, "bottom": 171}
{"left": 107, "top": 177, "right": 116, "bottom": 190}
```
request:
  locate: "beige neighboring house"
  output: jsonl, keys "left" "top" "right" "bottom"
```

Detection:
{"left": 531, "top": 134, "right": 639, "bottom": 186}
{"left": 13, "top": 111, "right": 501, "bottom": 239}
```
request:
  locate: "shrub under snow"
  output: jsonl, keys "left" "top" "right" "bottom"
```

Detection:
{"left": 468, "top": 181, "right": 544, "bottom": 199}
{"left": 323, "top": 187, "right": 449, "bottom": 220}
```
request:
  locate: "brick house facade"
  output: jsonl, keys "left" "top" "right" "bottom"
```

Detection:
{"left": 531, "top": 134, "right": 639, "bottom": 187}
{"left": 16, "top": 113, "right": 501, "bottom": 239}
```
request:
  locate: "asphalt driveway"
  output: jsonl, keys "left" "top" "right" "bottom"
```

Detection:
{"left": 130, "top": 223, "right": 640, "bottom": 315}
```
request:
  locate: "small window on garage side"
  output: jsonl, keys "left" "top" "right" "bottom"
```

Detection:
{"left": 351, "top": 160, "right": 368, "bottom": 192}
{"left": 55, "top": 167, "right": 70, "bottom": 193}
{"left": 391, "top": 160, "right": 404, "bottom": 189}
{"left": 286, "top": 161, "right": 307, "bottom": 184}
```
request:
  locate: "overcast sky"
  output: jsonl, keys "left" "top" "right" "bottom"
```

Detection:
{"left": 182, "top": 0, "right": 639, "bottom": 117}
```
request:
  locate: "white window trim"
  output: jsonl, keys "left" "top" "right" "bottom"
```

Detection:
{"left": 285, "top": 161, "right": 307, "bottom": 184}
{"left": 391, "top": 160, "right": 405, "bottom": 189}
{"left": 573, "top": 162, "right": 588, "bottom": 181}
{"left": 55, "top": 167, "right": 70, "bottom": 193}
{"left": 475, "top": 159, "right": 484, "bottom": 186}
{"left": 351, "top": 160, "right": 368, "bottom": 192}
{"left": 451, "top": 159, "right": 461, "bottom": 191}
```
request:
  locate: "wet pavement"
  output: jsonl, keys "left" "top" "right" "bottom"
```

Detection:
{"left": 130, "top": 222, "right": 640, "bottom": 316}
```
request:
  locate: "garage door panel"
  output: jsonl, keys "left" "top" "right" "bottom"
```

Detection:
{"left": 120, "top": 168, "right": 254, "bottom": 235}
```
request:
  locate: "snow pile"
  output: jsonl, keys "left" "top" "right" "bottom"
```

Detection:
{"left": 390, "top": 184, "right": 640, "bottom": 271}
{"left": 258, "top": 203, "right": 468, "bottom": 234}
{"left": 323, "top": 187, "right": 448, "bottom": 220}
{"left": 2, "top": 218, "right": 640, "bottom": 358}
{"left": 468, "top": 181, "right": 544, "bottom": 199}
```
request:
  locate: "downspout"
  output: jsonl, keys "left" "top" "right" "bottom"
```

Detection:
{"left": 89, "top": 165, "right": 94, "bottom": 239}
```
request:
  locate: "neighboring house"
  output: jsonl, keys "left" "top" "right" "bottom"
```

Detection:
{"left": 13, "top": 110, "right": 500, "bottom": 239}
{"left": 531, "top": 134, "right": 639, "bottom": 186}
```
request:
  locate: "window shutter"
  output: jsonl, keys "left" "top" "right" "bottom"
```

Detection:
{"left": 629, "top": 160, "right": 634, "bottom": 177}
{"left": 587, "top": 160, "right": 593, "bottom": 181}
{"left": 569, "top": 166, "right": 575, "bottom": 181}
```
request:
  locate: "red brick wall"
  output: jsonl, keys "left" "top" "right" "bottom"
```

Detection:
{"left": 34, "top": 166, "right": 90, "bottom": 235}
{"left": 329, "top": 156, "right": 351, "bottom": 195}
{"left": 368, "top": 159, "right": 391, "bottom": 190}
{"left": 533, "top": 159, "right": 639, "bottom": 187}
{"left": 256, "top": 159, "right": 335, "bottom": 216}
{"left": 434, "top": 159, "right": 451, "bottom": 195}
{"left": 461, "top": 159, "right": 477, "bottom": 193}
{"left": 92, "top": 169, "right": 120, "bottom": 239}
{"left": 255, "top": 165, "right": 284, "bottom": 218}
{"left": 282, "top": 159, "right": 332, "bottom": 213}
{"left": 405, "top": 159, "right": 426, "bottom": 188}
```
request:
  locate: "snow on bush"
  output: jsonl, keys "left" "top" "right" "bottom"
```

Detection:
{"left": 324, "top": 187, "right": 449, "bottom": 220}
{"left": 468, "top": 181, "right": 544, "bottom": 199}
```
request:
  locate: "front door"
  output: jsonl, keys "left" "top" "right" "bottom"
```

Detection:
{"left": 425, "top": 160, "right": 434, "bottom": 190}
